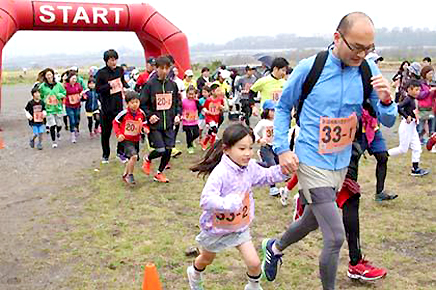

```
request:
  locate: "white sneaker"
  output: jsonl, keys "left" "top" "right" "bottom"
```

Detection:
{"left": 187, "top": 266, "right": 203, "bottom": 290}
{"left": 279, "top": 187, "right": 289, "bottom": 206}
{"left": 269, "top": 187, "right": 280, "bottom": 197}
{"left": 71, "top": 132, "right": 76, "bottom": 143}
{"left": 244, "top": 283, "right": 263, "bottom": 290}
{"left": 52, "top": 142, "right": 58, "bottom": 148}
{"left": 432, "top": 145, "right": 436, "bottom": 153}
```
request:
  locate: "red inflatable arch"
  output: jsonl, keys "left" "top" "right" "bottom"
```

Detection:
{"left": 0, "top": 0, "right": 191, "bottom": 109}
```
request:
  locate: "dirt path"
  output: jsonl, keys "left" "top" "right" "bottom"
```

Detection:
{"left": 0, "top": 84, "right": 104, "bottom": 289}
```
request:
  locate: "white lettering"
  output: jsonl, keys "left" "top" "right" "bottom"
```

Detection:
{"left": 57, "top": 5, "right": 72, "bottom": 23}
{"left": 39, "top": 5, "right": 55, "bottom": 23}
{"left": 109, "top": 8, "right": 123, "bottom": 25}
{"left": 92, "top": 7, "right": 108, "bottom": 24}
{"left": 72, "top": 7, "right": 90, "bottom": 24}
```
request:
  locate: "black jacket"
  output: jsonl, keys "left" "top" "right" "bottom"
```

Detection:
{"left": 140, "top": 77, "right": 181, "bottom": 131}
{"left": 25, "top": 99, "right": 46, "bottom": 126}
{"left": 95, "top": 65, "right": 129, "bottom": 116}
{"left": 398, "top": 95, "right": 417, "bottom": 119}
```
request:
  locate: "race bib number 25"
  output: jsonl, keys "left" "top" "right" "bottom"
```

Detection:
{"left": 318, "top": 113, "right": 357, "bottom": 154}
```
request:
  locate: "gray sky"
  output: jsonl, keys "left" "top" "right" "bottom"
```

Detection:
{"left": 3, "top": 0, "right": 436, "bottom": 57}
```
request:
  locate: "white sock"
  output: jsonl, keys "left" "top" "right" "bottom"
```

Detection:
{"left": 247, "top": 273, "right": 261, "bottom": 287}
{"left": 272, "top": 242, "right": 282, "bottom": 255}
{"left": 191, "top": 265, "right": 203, "bottom": 279}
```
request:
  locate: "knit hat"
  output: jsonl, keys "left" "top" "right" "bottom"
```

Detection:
{"left": 420, "top": 65, "right": 434, "bottom": 79}
{"left": 408, "top": 62, "right": 421, "bottom": 76}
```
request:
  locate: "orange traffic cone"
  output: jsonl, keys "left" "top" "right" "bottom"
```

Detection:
{"left": 142, "top": 263, "right": 162, "bottom": 290}
{"left": 0, "top": 131, "right": 4, "bottom": 149}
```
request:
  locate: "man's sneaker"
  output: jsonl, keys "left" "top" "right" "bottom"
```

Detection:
{"left": 171, "top": 148, "right": 182, "bottom": 158}
{"left": 29, "top": 139, "right": 35, "bottom": 148}
{"left": 347, "top": 258, "right": 387, "bottom": 281}
{"left": 426, "top": 132, "right": 436, "bottom": 151}
{"left": 123, "top": 174, "right": 136, "bottom": 186}
{"left": 432, "top": 146, "right": 436, "bottom": 153}
{"left": 269, "top": 187, "right": 280, "bottom": 197}
{"left": 187, "top": 265, "right": 204, "bottom": 290}
{"left": 101, "top": 157, "right": 109, "bottom": 164}
{"left": 36, "top": 142, "right": 43, "bottom": 150}
{"left": 165, "top": 163, "right": 171, "bottom": 170}
{"left": 52, "top": 142, "right": 58, "bottom": 148}
{"left": 117, "top": 153, "right": 128, "bottom": 164}
{"left": 279, "top": 187, "right": 289, "bottom": 206}
{"left": 187, "top": 147, "right": 195, "bottom": 154}
{"left": 410, "top": 168, "right": 430, "bottom": 177}
{"left": 293, "top": 194, "right": 305, "bottom": 221}
{"left": 142, "top": 158, "right": 152, "bottom": 175}
{"left": 375, "top": 191, "right": 398, "bottom": 202}
{"left": 154, "top": 172, "right": 169, "bottom": 183}
{"left": 261, "top": 239, "right": 283, "bottom": 282}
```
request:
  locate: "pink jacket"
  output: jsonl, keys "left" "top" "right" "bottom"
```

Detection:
{"left": 418, "top": 82, "right": 435, "bottom": 109}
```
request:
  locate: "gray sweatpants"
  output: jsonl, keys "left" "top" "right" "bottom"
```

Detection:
{"left": 276, "top": 164, "right": 346, "bottom": 290}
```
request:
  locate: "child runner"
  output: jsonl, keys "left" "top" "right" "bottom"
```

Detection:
{"left": 25, "top": 86, "right": 46, "bottom": 150}
{"left": 83, "top": 78, "right": 101, "bottom": 138}
{"left": 38, "top": 68, "right": 66, "bottom": 148}
{"left": 201, "top": 84, "right": 225, "bottom": 150}
{"left": 182, "top": 85, "right": 201, "bottom": 154}
{"left": 64, "top": 72, "right": 83, "bottom": 143}
{"left": 140, "top": 56, "right": 181, "bottom": 183}
{"left": 254, "top": 100, "right": 281, "bottom": 196}
{"left": 198, "top": 85, "right": 210, "bottom": 141}
{"left": 388, "top": 79, "right": 430, "bottom": 176}
{"left": 187, "top": 124, "right": 288, "bottom": 290}
{"left": 113, "top": 91, "right": 146, "bottom": 186}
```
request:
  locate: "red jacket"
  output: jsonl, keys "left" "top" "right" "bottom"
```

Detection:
{"left": 113, "top": 108, "right": 146, "bottom": 142}
{"left": 204, "top": 97, "right": 224, "bottom": 124}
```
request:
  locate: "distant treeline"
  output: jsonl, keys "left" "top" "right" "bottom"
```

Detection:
{"left": 191, "top": 27, "right": 436, "bottom": 52}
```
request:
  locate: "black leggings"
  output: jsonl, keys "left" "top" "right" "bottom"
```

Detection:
{"left": 184, "top": 125, "right": 200, "bottom": 148}
{"left": 148, "top": 148, "right": 172, "bottom": 172}
{"left": 87, "top": 113, "right": 100, "bottom": 132}
{"left": 49, "top": 126, "right": 62, "bottom": 142}
{"left": 342, "top": 194, "right": 361, "bottom": 265}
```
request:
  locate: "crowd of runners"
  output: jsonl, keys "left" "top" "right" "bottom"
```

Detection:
{"left": 22, "top": 11, "right": 435, "bottom": 290}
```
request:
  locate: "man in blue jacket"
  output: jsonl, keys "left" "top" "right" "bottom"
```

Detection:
{"left": 261, "top": 12, "right": 397, "bottom": 290}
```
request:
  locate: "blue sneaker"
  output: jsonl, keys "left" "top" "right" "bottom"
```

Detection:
{"left": 261, "top": 238, "right": 283, "bottom": 281}
{"left": 117, "top": 153, "right": 128, "bottom": 164}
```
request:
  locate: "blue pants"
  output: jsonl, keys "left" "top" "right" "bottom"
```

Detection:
{"left": 66, "top": 107, "right": 81, "bottom": 132}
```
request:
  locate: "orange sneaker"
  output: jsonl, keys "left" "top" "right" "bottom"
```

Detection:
{"left": 142, "top": 158, "right": 152, "bottom": 175}
{"left": 154, "top": 172, "right": 169, "bottom": 183}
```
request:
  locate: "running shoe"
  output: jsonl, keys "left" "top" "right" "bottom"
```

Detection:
{"left": 36, "top": 142, "right": 43, "bottom": 150}
{"left": 71, "top": 132, "right": 77, "bottom": 143}
{"left": 117, "top": 153, "right": 128, "bottom": 164}
{"left": 375, "top": 191, "right": 398, "bottom": 202}
{"left": 171, "top": 148, "right": 182, "bottom": 158}
{"left": 52, "top": 142, "right": 58, "bottom": 148}
{"left": 187, "top": 265, "right": 204, "bottom": 290}
{"left": 142, "top": 158, "right": 152, "bottom": 175}
{"left": 261, "top": 239, "right": 283, "bottom": 282}
{"left": 269, "top": 187, "right": 280, "bottom": 197}
{"left": 279, "top": 187, "right": 289, "bottom": 206}
{"left": 29, "top": 139, "right": 35, "bottom": 148}
{"left": 154, "top": 172, "right": 169, "bottom": 183}
{"left": 244, "top": 283, "right": 263, "bottom": 290}
{"left": 347, "top": 258, "right": 387, "bottom": 281}
{"left": 101, "top": 157, "right": 109, "bottom": 164}
{"left": 187, "top": 147, "right": 195, "bottom": 154}
{"left": 410, "top": 168, "right": 430, "bottom": 177}
{"left": 122, "top": 174, "right": 136, "bottom": 186}
{"left": 165, "top": 163, "right": 171, "bottom": 170}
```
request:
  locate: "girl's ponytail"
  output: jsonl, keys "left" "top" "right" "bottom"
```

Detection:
{"left": 191, "top": 139, "right": 225, "bottom": 178}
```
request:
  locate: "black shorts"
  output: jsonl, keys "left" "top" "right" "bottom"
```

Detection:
{"left": 122, "top": 140, "right": 140, "bottom": 158}
{"left": 148, "top": 129, "right": 175, "bottom": 149}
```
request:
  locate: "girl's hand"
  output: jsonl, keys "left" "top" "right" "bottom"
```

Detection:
{"left": 224, "top": 193, "right": 244, "bottom": 212}
{"left": 117, "top": 135, "right": 125, "bottom": 142}
{"left": 406, "top": 116, "right": 412, "bottom": 124}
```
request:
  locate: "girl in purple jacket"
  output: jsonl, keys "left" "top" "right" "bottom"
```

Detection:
{"left": 187, "top": 124, "right": 288, "bottom": 290}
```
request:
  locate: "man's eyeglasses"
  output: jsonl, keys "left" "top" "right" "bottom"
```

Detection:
{"left": 338, "top": 31, "right": 375, "bottom": 55}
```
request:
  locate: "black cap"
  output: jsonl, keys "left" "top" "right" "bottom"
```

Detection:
{"left": 147, "top": 57, "right": 156, "bottom": 65}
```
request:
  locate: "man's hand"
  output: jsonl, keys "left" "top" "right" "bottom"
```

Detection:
{"left": 149, "top": 115, "right": 160, "bottom": 124}
{"left": 117, "top": 134, "right": 125, "bottom": 142}
{"left": 371, "top": 75, "right": 392, "bottom": 104}
{"left": 278, "top": 151, "right": 299, "bottom": 175}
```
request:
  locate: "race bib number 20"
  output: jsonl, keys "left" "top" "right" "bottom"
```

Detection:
{"left": 318, "top": 113, "right": 357, "bottom": 154}
{"left": 156, "top": 93, "right": 172, "bottom": 111}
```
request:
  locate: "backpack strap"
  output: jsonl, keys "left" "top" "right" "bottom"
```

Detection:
{"left": 359, "top": 60, "right": 375, "bottom": 117}
{"left": 295, "top": 50, "right": 329, "bottom": 125}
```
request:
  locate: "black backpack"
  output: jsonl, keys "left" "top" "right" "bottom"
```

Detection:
{"left": 289, "top": 50, "right": 375, "bottom": 151}
{"left": 294, "top": 50, "right": 374, "bottom": 125}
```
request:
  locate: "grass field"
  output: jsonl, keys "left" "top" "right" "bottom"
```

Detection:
{"left": 27, "top": 124, "right": 435, "bottom": 290}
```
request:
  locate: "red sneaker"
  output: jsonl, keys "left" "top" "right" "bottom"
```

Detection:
{"left": 142, "top": 158, "right": 152, "bottom": 175}
{"left": 154, "top": 172, "right": 169, "bottom": 183}
{"left": 426, "top": 132, "right": 436, "bottom": 151}
{"left": 347, "top": 258, "right": 387, "bottom": 281}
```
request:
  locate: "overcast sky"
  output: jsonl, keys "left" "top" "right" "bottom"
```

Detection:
{"left": 3, "top": 0, "right": 436, "bottom": 57}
